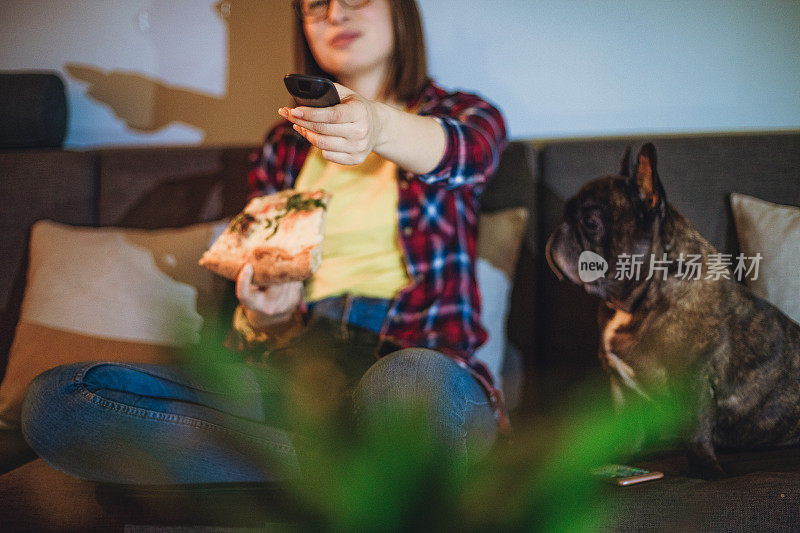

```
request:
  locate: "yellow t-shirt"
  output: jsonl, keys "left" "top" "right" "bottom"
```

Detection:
{"left": 293, "top": 147, "right": 411, "bottom": 302}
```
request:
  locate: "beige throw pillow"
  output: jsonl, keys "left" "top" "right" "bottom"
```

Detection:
{"left": 730, "top": 193, "right": 800, "bottom": 325}
{"left": 475, "top": 207, "right": 529, "bottom": 403}
{"left": 0, "top": 219, "right": 230, "bottom": 429}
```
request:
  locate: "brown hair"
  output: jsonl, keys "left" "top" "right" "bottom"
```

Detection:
{"left": 293, "top": 0, "right": 430, "bottom": 102}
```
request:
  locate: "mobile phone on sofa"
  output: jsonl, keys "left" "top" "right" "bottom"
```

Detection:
{"left": 591, "top": 464, "right": 664, "bottom": 486}
{"left": 283, "top": 74, "right": 340, "bottom": 108}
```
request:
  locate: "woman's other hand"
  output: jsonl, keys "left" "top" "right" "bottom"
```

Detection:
{"left": 279, "top": 83, "right": 383, "bottom": 166}
{"left": 235, "top": 264, "right": 303, "bottom": 328}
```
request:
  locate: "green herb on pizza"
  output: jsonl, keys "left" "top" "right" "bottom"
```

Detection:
{"left": 199, "top": 190, "right": 331, "bottom": 284}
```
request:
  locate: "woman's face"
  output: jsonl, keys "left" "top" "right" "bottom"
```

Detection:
{"left": 302, "top": 0, "right": 395, "bottom": 80}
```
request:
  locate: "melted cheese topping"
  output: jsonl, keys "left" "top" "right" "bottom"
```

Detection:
{"left": 241, "top": 209, "right": 325, "bottom": 256}
{"left": 210, "top": 191, "right": 327, "bottom": 258}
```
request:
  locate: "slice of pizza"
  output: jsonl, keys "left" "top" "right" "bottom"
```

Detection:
{"left": 199, "top": 190, "right": 330, "bottom": 284}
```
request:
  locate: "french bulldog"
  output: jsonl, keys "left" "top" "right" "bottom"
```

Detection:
{"left": 545, "top": 143, "right": 800, "bottom": 478}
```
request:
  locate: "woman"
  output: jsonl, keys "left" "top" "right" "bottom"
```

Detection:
{"left": 21, "top": 0, "right": 507, "bottom": 484}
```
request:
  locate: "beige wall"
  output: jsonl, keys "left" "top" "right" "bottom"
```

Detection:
{"left": 1, "top": 0, "right": 295, "bottom": 147}
{"left": 419, "top": 0, "right": 800, "bottom": 138}
{"left": 4, "top": 1, "right": 797, "bottom": 146}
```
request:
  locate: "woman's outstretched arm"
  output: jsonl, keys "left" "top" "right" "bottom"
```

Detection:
{"left": 278, "top": 82, "right": 506, "bottom": 186}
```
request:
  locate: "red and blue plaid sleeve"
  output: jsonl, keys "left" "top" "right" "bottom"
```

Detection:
{"left": 416, "top": 91, "right": 507, "bottom": 189}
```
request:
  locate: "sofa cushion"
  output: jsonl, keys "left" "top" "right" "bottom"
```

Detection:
{"left": 0, "top": 72, "right": 67, "bottom": 149}
{"left": 475, "top": 208, "right": 529, "bottom": 399}
{"left": 1, "top": 447, "right": 798, "bottom": 530}
{"left": 0, "top": 429, "right": 36, "bottom": 477}
{"left": 730, "top": 193, "right": 800, "bottom": 325}
{"left": 0, "top": 459, "right": 125, "bottom": 530}
{"left": 0, "top": 458, "right": 295, "bottom": 529}
{"left": 601, "top": 446, "right": 800, "bottom": 530}
{"left": 0, "top": 220, "right": 231, "bottom": 429}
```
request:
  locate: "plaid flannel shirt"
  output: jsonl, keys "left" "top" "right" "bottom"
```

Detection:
{"left": 244, "top": 79, "right": 509, "bottom": 428}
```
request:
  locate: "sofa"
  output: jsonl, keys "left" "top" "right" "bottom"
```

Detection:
{"left": 1, "top": 73, "right": 800, "bottom": 530}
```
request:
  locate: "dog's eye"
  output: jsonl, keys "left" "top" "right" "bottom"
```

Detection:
{"left": 581, "top": 213, "right": 602, "bottom": 233}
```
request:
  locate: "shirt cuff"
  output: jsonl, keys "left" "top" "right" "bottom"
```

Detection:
{"left": 414, "top": 116, "right": 460, "bottom": 184}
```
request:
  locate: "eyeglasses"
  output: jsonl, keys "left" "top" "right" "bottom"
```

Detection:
{"left": 293, "top": 0, "right": 372, "bottom": 22}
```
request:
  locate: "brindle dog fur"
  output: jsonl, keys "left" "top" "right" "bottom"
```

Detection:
{"left": 546, "top": 143, "right": 800, "bottom": 478}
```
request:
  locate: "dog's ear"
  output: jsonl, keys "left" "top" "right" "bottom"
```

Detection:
{"left": 619, "top": 145, "right": 632, "bottom": 177}
{"left": 629, "top": 142, "right": 666, "bottom": 217}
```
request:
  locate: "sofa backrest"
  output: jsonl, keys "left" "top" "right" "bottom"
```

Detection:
{"left": 0, "top": 150, "right": 97, "bottom": 368}
{"left": 537, "top": 133, "right": 800, "bottom": 253}
{"left": 94, "top": 146, "right": 252, "bottom": 228}
{"left": 2, "top": 133, "right": 797, "bottom": 401}
{"left": 0, "top": 142, "right": 537, "bottom": 381}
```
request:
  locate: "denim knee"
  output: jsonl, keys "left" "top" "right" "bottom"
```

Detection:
{"left": 21, "top": 362, "right": 99, "bottom": 478}
{"left": 353, "top": 348, "right": 497, "bottom": 459}
{"left": 21, "top": 361, "right": 298, "bottom": 484}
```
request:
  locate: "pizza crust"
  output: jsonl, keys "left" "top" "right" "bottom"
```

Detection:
{"left": 198, "top": 190, "right": 329, "bottom": 284}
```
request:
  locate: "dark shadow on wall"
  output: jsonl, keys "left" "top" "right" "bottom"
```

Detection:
{"left": 65, "top": 0, "right": 294, "bottom": 146}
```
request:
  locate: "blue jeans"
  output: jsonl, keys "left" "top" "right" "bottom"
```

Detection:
{"left": 20, "top": 296, "right": 497, "bottom": 484}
